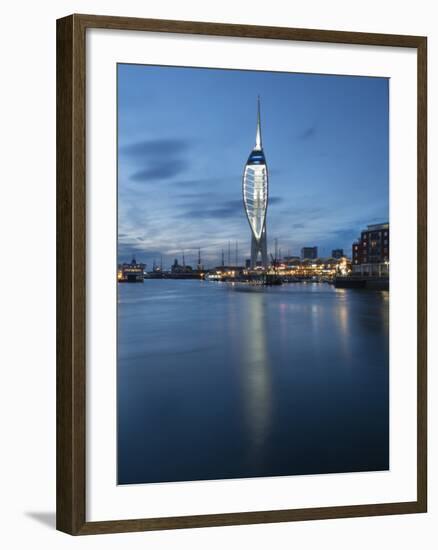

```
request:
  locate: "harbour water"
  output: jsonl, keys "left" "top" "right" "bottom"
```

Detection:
{"left": 117, "top": 280, "right": 389, "bottom": 484}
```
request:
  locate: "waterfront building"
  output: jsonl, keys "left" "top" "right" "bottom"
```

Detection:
{"left": 117, "top": 257, "right": 145, "bottom": 282}
{"left": 167, "top": 258, "right": 206, "bottom": 279}
{"left": 171, "top": 258, "right": 193, "bottom": 274}
{"left": 301, "top": 246, "right": 318, "bottom": 260}
{"left": 243, "top": 97, "right": 269, "bottom": 268}
{"left": 332, "top": 248, "right": 344, "bottom": 259}
{"left": 205, "top": 257, "right": 350, "bottom": 282}
{"left": 284, "top": 255, "right": 300, "bottom": 262}
{"left": 352, "top": 222, "right": 389, "bottom": 276}
{"left": 206, "top": 265, "right": 244, "bottom": 281}
{"left": 284, "top": 257, "right": 301, "bottom": 268}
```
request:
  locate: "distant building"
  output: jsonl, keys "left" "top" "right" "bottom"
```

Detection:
{"left": 196, "top": 249, "right": 204, "bottom": 272}
{"left": 118, "top": 257, "right": 145, "bottom": 282}
{"left": 171, "top": 258, "right": 193, "bottom": 274}
{"left": 301, "top": 247, "right": 318, "bottom": 260}
{"left": 151, "top": 259, "right": 162, "bottom": 273}
{"left": 352, "top": 222, "right": 389, "bottom": 276}
{"left": 332, "top": 249, "right": 344, "bottom": 259}
{"left": 284, "top": 256, "right": 301, "bottom": 267}
{"left": 284, "top": 255, "right": 300, "bottom": 262}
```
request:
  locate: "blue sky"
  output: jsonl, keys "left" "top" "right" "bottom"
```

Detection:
{"left": 118, "top": 64, "right": 388, "bottom": 268}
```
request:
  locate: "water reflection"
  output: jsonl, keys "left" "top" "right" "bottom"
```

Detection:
{"left": 335, "top": 289, "right": 352, "bottom": 364}
{"left": 117, "top": 281, "right": 389, "bottom": 484}
{"left": 239, "top": 291, "right": 272, "bottom": 463}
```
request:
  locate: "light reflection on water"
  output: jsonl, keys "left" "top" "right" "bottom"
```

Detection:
{"left": 239, "top": 291, "right": 272, "bottom": 463}
{"left": 117, "top": 280, "right": 389, "bottom": 484}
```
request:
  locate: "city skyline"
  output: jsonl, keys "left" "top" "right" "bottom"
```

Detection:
{"left": 118, "top": 64, "right": 389, "bottom": 268}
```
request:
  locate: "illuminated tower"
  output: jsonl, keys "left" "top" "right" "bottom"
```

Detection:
{"left": 242, "top": 97, "right": 269, "bottom": 268}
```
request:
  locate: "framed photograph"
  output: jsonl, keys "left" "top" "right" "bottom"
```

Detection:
{"left": 56, "top": 14, "right": 427, "bottom": 535}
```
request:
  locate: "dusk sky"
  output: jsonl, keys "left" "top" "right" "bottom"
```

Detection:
{"left": 118, "top": 63, "right": 389, "bottom": 269}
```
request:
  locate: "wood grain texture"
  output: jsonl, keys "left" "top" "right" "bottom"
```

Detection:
{"left": 56, "top": 13, "right": 427, "bottom": 535}
{"left": 416, "top": 37, "right": 428, "bottom": 513}
{"left": 74, "top": 13, "right": 426, "bottom": 47}
{"left": 56, "top": 14, "right": 86, "bottom": 535}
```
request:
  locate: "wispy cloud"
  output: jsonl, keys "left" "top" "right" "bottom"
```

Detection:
{"left": 170, "top": 176, "right": 235, "bottom": 188}
{"left": 121, "top": 139, "right": 189, "bottom": 158}
{"left": 269, "top": 196, "right": 283, "bottom": 206}
{"left": 121, "top": 138, "right": 192, "bottom": 183}
{"left": 178, "top": 199, "right": 242, "bottom": 220}
{"left": 297, "top": 124, "right": 317, "bottom": 140}
{"left": 130, "top": 159, "right": 187, "bottom": 182}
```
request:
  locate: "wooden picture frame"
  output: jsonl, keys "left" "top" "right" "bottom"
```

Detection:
{"left": 57, "top": 13, "right": 427, "bottom": 535}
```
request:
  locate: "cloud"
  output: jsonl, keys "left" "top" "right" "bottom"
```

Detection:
{"left": 180, "top": 199, "right": 243, "bottom": 220}
{"left": 280, "top": 205, "right": 324, "bottom": 220}
{"left": 269, "top": 196, "right": 283, "bottom": 206}
{"left": 297, "top": 125, "right": 317, "bottom": 140}
{"left": 120, "top": 138, "right": 191, "bottom": 183}
{"left": 177, "top": 196, "right": 284, "bottom": 222}
{"left": 170, "top": 176, "right": 236, "bottom": 188}
{"left": 130, "top": 159, "right": 187, "bottom": 182}
{"left": 332, "top": 227, "right": 360, "bottom": 239}
{"left": 121, "top": 139, "right": 189, "bottom": 158}
{"left": 176, "top": 191, "right": 213, "bottom": 200}
{"left": 117, "top": 242, "right": 145, "bottom": 262}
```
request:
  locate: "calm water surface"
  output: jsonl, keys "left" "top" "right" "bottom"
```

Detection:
{"left": 117, "top": 280, "right": 389, "bottom": 484}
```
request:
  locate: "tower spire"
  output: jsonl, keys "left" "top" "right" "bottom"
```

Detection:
{"left": 255, "top": 95, "right": 262, "bottom": 150}
{"left": 243, "top": 95, "right": 269, "bottom": 268}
